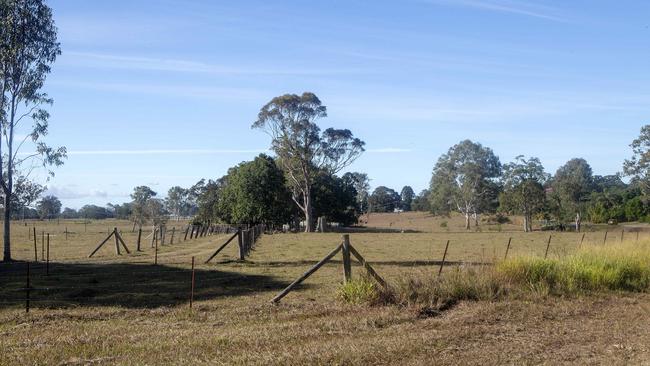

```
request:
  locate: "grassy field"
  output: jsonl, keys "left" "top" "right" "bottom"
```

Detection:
{"left": 0, "top": 217, "right": 649, "bottom": 364}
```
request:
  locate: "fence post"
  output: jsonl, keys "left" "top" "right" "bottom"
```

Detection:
{"left": 137, "top": 228, "right": 142, "bottom": 251}
{"left": 579, "top": 232, "right": 586, "bottom": 248}
{"left": 544, "top": 235, "right": 552, "bottom": 259}
{"left": 170, "top": 227, "right": 176, "bottom": 245}
{"left": 41, "top": 231, "right": 44, "bottom": 261}
{"left": 33, "top": 229, "right": 37, "bottom": 262}
{"left": 342, "top": 235, "right": 352, "bottom": 283}
{"left": 621, "top": 229, "right": 624, "bottom": 243}
{"left": 190, "top": 256, "right": 195, "bottom": 309}
{"left": 438, "top": 240, "right": 450, "bottom": 277}
{"left": 114, "top": 228, "right": 121, "bottom": 255}
{"left": 25, "top": 262, "right": 30, "bottom": 313}
{"left": 65, "top": 227, "right": 68, "bottom": 241}
{"left": 154, "top": 237, "right": 158, "bottom": 266}
{"left": 184, "top": 226, "right": 190, "bottom": 241}
{"left": 504, "top": 237, "right": 512, "bottom": 260}
{"left": 237, "top": 229, "right": 244, "bottom": 260}
{"left": 603, "top": 231, "right": 608, "bottom": 245}
{"left": 46, "top": 234, "right": 50, "bottom": 276}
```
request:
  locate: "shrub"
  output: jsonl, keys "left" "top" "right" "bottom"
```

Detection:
{"left": 336, "top": 278, "right": 379, "bottom": 305}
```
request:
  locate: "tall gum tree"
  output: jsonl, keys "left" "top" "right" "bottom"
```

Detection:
{"left": 500, "top": 156, "right": 549, "bottom": 232}
{"left": 429, "top": 140, "right": 501, "bottom": 230}
{"left": 252, "top": 92, "right": 365, "bottom": 232}
{"left": 1, "top": 0, "right": 66, "bottom": 261}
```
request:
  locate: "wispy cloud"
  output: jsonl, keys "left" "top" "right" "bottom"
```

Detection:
{"left": 424, "top": 0, "right": 565, "bottom": 22}
{"left": 367, "top": 148, "right": 413, "bottom": 153}
{"left": 46, "top": 186, "right": 110, "bottom": 200}
{"left": 65, "top": 149, "right": 268, "bottom": 156}
{"left": 63, "top": 51, "right": 368, "bottom": 76}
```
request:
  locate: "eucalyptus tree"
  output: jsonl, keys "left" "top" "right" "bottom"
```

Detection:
{"left": 130, "top": 186, "right": 157, "bottom": 230}
{"left": 252, "top": 92, "right": 365, "bottom": 232}
{"left": 624, "top": 125, "right": 650, "bottom": 195}
{"left": 499, "top": 156, "right": 549, "bottom": 232}
{"left": 429, "top": 140, "right": 501, "bottom": 230}
{"left": 1, "top": 0, "right": 66, "bottom": 261}
{"left": 36, "top": 194, "right": 60, "bottom": 219}
{"left": 400, "top": 186, "right": 415, "bottom": 211}
{"left": 166, "top": 186, "right": 188, "bottom": 220}
{"left": 342, "top": 172, "right": 370, "bottom": 213}
{"left": 549, "top": 158, "right": 593, "bottom": 229}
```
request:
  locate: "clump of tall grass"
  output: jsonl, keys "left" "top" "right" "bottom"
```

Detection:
{"left": 497, "top": 241, "right": 650, "bottom": 294}
{"left": 377, "top": 241, "right": 650, "bottom": 309}
{"left": 336, "top": 278, "right": 380, "bottom": 305}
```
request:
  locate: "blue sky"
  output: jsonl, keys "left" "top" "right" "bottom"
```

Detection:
{"left": 31, "top": 0, "right": 650, "bottom": 208}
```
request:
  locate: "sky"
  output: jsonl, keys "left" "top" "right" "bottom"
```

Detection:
{"left": 26, "top": 0, "right": 650, "bottom": 208}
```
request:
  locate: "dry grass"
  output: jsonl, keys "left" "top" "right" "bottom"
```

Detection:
{"left": 0, "top": 217, "right": 648, "bottom": 364}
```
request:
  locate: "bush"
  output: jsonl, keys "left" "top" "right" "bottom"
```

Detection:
{"left": 336, "top": 279, "right": 379, "bottom": 305}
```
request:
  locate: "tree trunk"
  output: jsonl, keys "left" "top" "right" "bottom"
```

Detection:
{"left": 473, "top": 212, "right": 479, "bottom": 227}
{"left": 3, "top": 193, "right": 12, "bottom": 261}
{"left": 523, "top": 215, "right": 529, "bottom": 232}
{"left": 575, "top": 212, "right": 581, "bottom": 233}
{"left": 304, "top": 192, "right": 314, "bottom": 232}
{"left": 465, "top": 212, "right": 470, "bottom": 230}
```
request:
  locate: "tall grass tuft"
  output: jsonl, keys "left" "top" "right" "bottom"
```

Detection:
{"left": 497, "top": 241, "right": 650, "bottom": 293}
{"left": 379, "top": 241, "right": 650, "bottom": 308}
{"left": 337, "top": 278, "right": 380, "bottom": 305}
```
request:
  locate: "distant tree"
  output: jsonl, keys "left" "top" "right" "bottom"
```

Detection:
{"left": 1, "top": 175, "right": 45, "bottom": 219}
{"left": 194, "top": 179, "right": 223, "bottom": 223}
{"left": 623, "top": 125, "right": 650, "bottom": 195}
{"left": 369, "top": 186, "right": 401, "bottom": 213}
{"left": 60, "top": 207, "right": 78, "bottom": 219}
{"left": 549, "top": 158, "right": 593, "bottom": 228}
{"left": 411, "top": 189, "right": 432, "bottom": 212}
{"left": 78, "top": 205, "right": 112, "bottom": 220}
{"left": 499, "top": 156, "right": 549, "bottom": 232}
{"left": 312, "top": 171, "right": 359, "bottom": 226}
{"left": 107, "top": 202, "right": 132, "bottom": 220}
{"left": 252, "top": 92, "right": 365, "bottom": 231}
{"left": 166, "top": 186, "right": 188, "bottom": 221}
{"left": 342, "top": 172, "right": 371, "bottom": 213}
{"left": 130, "top": 186, "right": 157, "bottom": 229}
{"left": 216, "top": 154, "right": 293, "bottom": 226}
{"left": 146, "top": 198, "right": 167, "bottom": 227}
{"left": 36, "top": 195, "right": 61, "bottom": 220}
{"left": 1, "top": 0, "right": 67, "bottom": 261}
{"left": 400, "top": 186, "right": 415, "bottom": 211}
{"left": 429, "top": 140, "right": 501, "bottom": 230}
{"left": 593, "top": 174, "right": 626, "bottom": 193}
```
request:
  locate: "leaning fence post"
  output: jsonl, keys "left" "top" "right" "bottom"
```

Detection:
{"left": 342, "top": 235, "right": 352, "bottom": 283}
{"left": 544, "top": 235, "right": 552, "bottom": 259}
{"left": 603, "top": 230, "right": 608, "bottom": 245}
{"left": 504, "top": 237, "right": 512, "bottom": 260}
{"left": 184, "top": 225, "right": 190, "bottom": 241}
{"left": 579, "top": 232, "right": 586, "bottom": 248}
{"left": 190, "top": 256, "right": 195, "bottom": 309}
{"left": 438, "top": 240, "right": 450, "bottom": 277}
{"left": 114, "top": 228, "right": 121, "bottom": 255}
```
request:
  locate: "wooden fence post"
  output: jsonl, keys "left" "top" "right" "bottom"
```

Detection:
{"left": 25, "top": 262, "right": 30, "bottom": 313}
{"left": 114, "top": 228, "right": 121, "bottom": 255}
{"left": 170, "top": 227, "right": 175, "bottom": 245}
{"left": 41, "top": 231, "right": 44, "bottom": 261}
{"left": 33, "top": 228, "right": 37, "bottom": 262}
{"left": 438, "top": 240, "right": 450, "bottom": 277}
{"left": 342, "top": 235, "right": 352, "bottom": 283}
{"left": 237, "top": 229, "right": 244, "bottom": 260}
{"left": 65, "top": 227, "right": 68, "bottom": 241}
{"left": 579, "top": 233, "right": 586, "bottom": 248}
{"left": 636, "top": 231, "right": 640, "bottom": 242}
{"left": 184, "top": 226, "right": 190, "bottom": 241}
{"left": 154, "top": 237, "right": 158, "bottom": 265}
{"left": 621, "top": 229, "right": 624, "bottom": 243}
{"left": 603, "top": 231, "right": 608, "bottom": 245}
{"left": 544, "top": 235, "right": 552, "bottom": 259}
{"left": 136, "top": 228, "right": 142, "bottom": 252}
{"left": 190, "top": 256, "right": 195, "bottom": 309}
{"left": 161, "top": 226, "right": 166, "bottom": 246}
{"left": 504, "top": 237, "right": 512, "bottom": 260}
{"left": 46, "top": 234, "right": 50, "bottom": 276}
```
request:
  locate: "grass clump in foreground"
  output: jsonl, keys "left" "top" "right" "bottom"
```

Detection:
{"left": 337, "top": 278, "right": 380, "bottom": 305}
{"left": 380, "top": 241, "right": 650, "bottom": 310}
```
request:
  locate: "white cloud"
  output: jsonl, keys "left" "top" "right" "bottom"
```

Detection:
{"left": 45, "top": 186, "right": 109, "bottom": 200}
{"left": 64, "top": 149, "right": 268, "bottom": 156}
{"left": 423, "top": 0, "right": 565, "bottom": 22}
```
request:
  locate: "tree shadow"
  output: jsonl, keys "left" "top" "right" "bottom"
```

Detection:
{"left": 336, "top": 226, "right": 423, "bottom": 234}
{"left": 0, "top": 261, "right": 291, "bottom": 310}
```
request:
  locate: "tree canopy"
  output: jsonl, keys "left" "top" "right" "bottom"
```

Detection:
{"left": 252, "top": 92, "right": 365, "bottom": 231}
{"left": 499, "top": 156, "right": 549, "bottom": 232}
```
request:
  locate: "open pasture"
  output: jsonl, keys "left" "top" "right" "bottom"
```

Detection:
{"left": 1, "top": 218, "right": 649, "bottom": 364}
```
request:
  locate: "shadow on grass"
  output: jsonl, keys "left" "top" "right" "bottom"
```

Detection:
{"left": 336, "top": 226, "right": 423, "bottom": 234}
{"left": 243, "top": 259, "right": 491, "bottom": 267}
{"left": 0, "top": 261, "right": 291, "bottom": 309}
